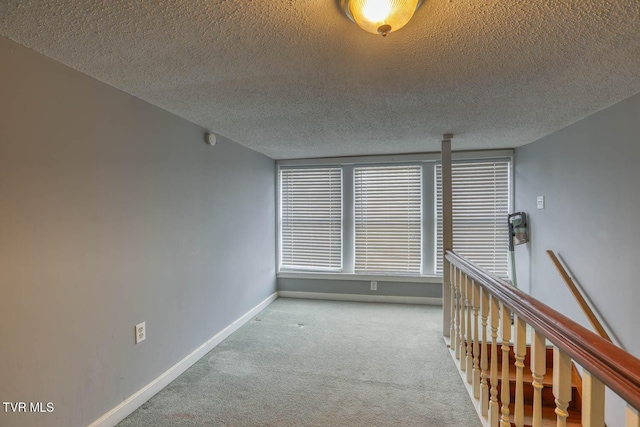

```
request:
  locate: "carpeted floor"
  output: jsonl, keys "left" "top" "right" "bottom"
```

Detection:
{"left": 118, "top": 298, "right": 481, "bottom": 426}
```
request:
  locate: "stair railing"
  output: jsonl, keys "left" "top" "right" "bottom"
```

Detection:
{"left": 446, "top": 249, "right": 640, "bottom": 427}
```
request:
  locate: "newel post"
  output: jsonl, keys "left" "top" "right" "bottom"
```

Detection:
{"left": 442, "top": 134, "right": 453, "bottom": 336}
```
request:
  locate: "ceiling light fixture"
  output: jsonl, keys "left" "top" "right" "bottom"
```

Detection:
{"left": 341, "top": 0, "right": 423, "bottom": 37}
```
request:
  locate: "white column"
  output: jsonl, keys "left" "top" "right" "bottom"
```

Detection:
{"left": 441, "top": 135, "right": 453, "bottom": 336}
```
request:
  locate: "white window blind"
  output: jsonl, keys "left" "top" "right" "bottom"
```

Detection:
{"left": 280, "top": 167, "right": 342, "bottom": 271}
{"left": 354, "top": 165, "right": 422, "bottom": 275}
{"left": 436, "top": 160, "right": 510, "bottom": 278}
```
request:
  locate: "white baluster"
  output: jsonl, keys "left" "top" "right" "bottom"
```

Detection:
{"left": 480, "top": 287, "right": 489, "bottom": 417}
{"left": 627, "top": 405, "right": 640, "bottom": 427}
{"left": 530, "top": 329, "right": 546, "bottom": 427}
{"left": 459, "top": 273, "right": 467, "bottom": 370}
{"left": 500, "top": 303, "right": 512, "bottom": 427}
{"left": 466, "top": 276, "right": 473, "bottom": 384}
{"left": 472, "top": 280, "right": 480, "bottom": 398}
{"left": 456, "top": 268, "right": 463, "bottom": 361}
{"left": 450, "top": 264, "right": 456, "bottom": 353}
{"left": 582, "top": 370, "right": 605, "bottom": 427}
{"left": 453, "top": 267, "right": 460, "bottom": 357}
{"left": 513, "top": 316, "right": 526, "bottom": 427}
{"left": 553, "top": 347, "right": 572, "bottom": 427}
{"left": 489, "top": 295, "right": 500, "bottom": 427}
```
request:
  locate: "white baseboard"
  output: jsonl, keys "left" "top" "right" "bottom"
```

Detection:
{"left": 278, "top": 290, "right": 441, "bottom": 306}
{"left": 88, "top": 292, "right": 278, "bottom": 427}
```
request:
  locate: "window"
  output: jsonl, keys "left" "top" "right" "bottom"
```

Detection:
{"left": 354, "top": 165, "right": 422, "bottom": 275}
{"left": 280, "top": 167, "right": 342, "bottom": 271}
{"left": 435, "top": 160, "right": 511, "bottom": 278}
{"left": 278, "top": 154, "right": 512, "bottom": 279}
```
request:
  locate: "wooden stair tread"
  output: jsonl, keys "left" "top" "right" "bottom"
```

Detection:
{"left": 457, "top": 356, "right": 580, "bottom": 388}
{"left": 504, "top": 401, "right": 583, "bottom": 427}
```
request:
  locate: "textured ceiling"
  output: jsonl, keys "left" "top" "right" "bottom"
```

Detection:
{"left": 1, "top": 1, "right": 639, "bottom": 159}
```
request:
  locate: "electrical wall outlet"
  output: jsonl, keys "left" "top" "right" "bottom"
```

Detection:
{"left": 537, "top": 195, "right": 545, "bottom": 209}
{"left": 135, "top": 322, "right": 146, "bottom": 344}
{"left": 370, "top": 281, "right": 377, "bottom": 291}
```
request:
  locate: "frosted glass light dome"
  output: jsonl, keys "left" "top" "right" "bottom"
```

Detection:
{"left": 343, "top": 0, "right": 421, "bottom": 36}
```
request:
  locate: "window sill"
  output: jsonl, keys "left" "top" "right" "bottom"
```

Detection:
{"left": 276, "top": 271, "right": 442, "bottom": 284}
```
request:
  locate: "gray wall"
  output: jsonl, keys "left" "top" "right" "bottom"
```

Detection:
{"left": 278, "top": 278, "right": 442, "bottom": 299}
{"left": 515, "top": 92, "right": 640, "bottom": 425}
{"left": 0, "top": 37, "right": 276, "bottom": 427}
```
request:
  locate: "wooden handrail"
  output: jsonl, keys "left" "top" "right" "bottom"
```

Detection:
{"left": 547, "top": 250, "right": 612, "bottom": 342}
{"left": 446, "top": 249, "right": 640, "bottom": 412}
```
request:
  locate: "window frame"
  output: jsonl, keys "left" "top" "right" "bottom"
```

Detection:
{"left": 353, "top": 163, "right": 424, "bottom": 276}
{"left": 278, "top": 166, "right": 344, "bottom": 273}
{"left": 276, "top": 151, "right": 513, "bottom": 283}
{"left": 434, "top": 158, "right": 513, "bottom": 279}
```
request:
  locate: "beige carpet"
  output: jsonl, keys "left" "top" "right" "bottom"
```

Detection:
{"left": 118, "top": 298, "right": 481, "bottom": 426}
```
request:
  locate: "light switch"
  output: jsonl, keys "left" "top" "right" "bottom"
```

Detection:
{"left": 537, "top": 196, "right": 545, "bottom": 209}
